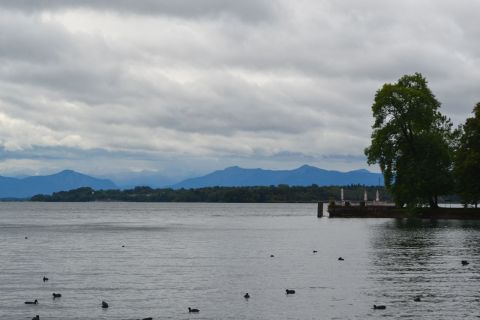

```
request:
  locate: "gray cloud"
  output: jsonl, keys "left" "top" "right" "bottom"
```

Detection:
{"left": 0, "top": 0, "right": 276, "bottom": 21}
{"left": 0, "top": 0, "right": 479, "bottom": 178}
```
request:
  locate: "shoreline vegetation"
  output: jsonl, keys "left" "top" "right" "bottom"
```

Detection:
{"left": 30, "top": 185, "right": 393, "bottom": 203}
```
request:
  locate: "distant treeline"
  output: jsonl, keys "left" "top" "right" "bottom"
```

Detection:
{"left": 31, "top": 185, "right": 393, "bottom": 203}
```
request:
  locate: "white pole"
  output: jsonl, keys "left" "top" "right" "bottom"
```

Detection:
{"left": 376, "top": 189, "right": 380, "bottom": 202}
{"left": 341, "top": 188, "right": 344, "bottom": 202}
{"left": 364, "top": 189, "right": 368, "bottom": 202}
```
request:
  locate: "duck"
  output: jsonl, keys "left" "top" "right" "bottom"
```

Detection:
{"left": 25, "top": 300, "right": 38, "bottom": 305}
{"left": 270, "top": 254, "right": 275, "bottom": 258}
{"left": 244, "top": 293, "right": 250, "bottom": 299}
{"left": 413, "top": 295, "right": 421, "bottom": 302}
{"left": 188, "top": 307, "right": 199, "bottom": 313}
{"left": 313, "top": 250, "right": 318, "bottom": 254}
{"left": 338, "top": 257, "right": 344, "bottom": 261}
{"left": 373, "top": 305, "right": 386, "bottom": 310}
{"left": 42, "top": 276, "right": 48, "bottom": 282}
{"left": 285, "top": 289, "right": 295, "bottom": 295}
{"left": 462, "top": 260, "right": 469, "bottom": 266}
{"left": 32, "top": 316, "right": 39, "bottom": 320}
{"left": 52, "top": 293, "right": 62, "bottom": 298}
{"left": 102, "top": 301, "right": 109, "bottom": 308}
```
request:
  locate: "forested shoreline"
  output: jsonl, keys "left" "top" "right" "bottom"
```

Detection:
{"left": 31, "top": 185, "right": 392, "bottom": 203}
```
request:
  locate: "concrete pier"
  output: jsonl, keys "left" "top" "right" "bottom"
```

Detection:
{"left": 328, "top": 202, "right": 480, "bottom": 219}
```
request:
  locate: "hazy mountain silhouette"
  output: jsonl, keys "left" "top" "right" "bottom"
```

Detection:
{"left": 0, "top": 170, "right": 116, "bottom": 199}
{"left": 172, "top": 165, "right": 383, "bottom": 189}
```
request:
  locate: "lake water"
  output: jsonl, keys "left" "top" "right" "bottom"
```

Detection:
{"left": 1, "top": 202, "right": 479, "bottom": 319}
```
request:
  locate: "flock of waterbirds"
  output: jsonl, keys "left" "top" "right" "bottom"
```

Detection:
{"left": 24, "top": 274, "right": 160, "bottom": 320}
{"left": 22, "top": 244, "right": 472, "bottom": 319}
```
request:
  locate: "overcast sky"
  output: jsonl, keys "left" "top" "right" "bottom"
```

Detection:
{"left": 0, "top": 0, "right": 479, "bottom": 180}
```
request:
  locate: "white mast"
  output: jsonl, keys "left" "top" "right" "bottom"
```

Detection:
{"left": 341, "top": 188, "right": 344, "bottom": 203}
{"left": 376, "top": 189, "right": 380, "bottom": 202}
{"left": 364, "top": 189, "right": 368, "bottom": 202}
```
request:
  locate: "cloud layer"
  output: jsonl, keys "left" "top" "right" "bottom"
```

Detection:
{"left": 0, "top": 0, "right": 479, "bottom": 179}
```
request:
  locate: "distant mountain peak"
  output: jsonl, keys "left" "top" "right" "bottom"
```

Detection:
{"left": 296, "top": 164, "right": 320, "bottom": 171}
{"left": 297, "top": 164, "right": 314, "bottom": 169}
{"left": 0, "top": 170, "right": 116, "bottom": 199}
{"left": 224, "top": 166, "right": 242, "bottom": 170}
{"left": 57, "top": 169, "right": 77, "bottom": 175}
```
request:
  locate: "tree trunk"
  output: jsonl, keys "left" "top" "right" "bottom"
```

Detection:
{"left": 429, "top": 197, "right": 439, "bottom": 208}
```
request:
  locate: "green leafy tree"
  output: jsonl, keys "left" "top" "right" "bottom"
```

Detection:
{"left": 454, "top": 103, "right": 480, "bottom": 207}
{"left": 364, "top": 73, "right": 454, "bottom": 208}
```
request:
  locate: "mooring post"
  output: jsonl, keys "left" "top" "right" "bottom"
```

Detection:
{"left": 317, "top": 202, "right": 323, "bottom": 218}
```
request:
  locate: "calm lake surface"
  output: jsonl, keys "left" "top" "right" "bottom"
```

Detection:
{"left": 1, "top": 202, "right": 480, "bottom": 319}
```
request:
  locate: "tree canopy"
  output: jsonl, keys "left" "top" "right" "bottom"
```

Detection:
{"left": 365, "top": 73, "right": 454, "bottom": 208}
{"left": 454, "top": 103, "right": 480, "bottom": 207}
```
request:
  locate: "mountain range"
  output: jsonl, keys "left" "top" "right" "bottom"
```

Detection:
{"left": 172, "top": 165, "right": 383, "bottom": 189}
{"left": 0, "top": 170, "right": 116, "bottom": 199}
{"left": 0, "top": 165, "right": 383, "bottom": 199}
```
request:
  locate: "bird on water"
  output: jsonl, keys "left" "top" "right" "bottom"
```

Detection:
{"left": 285, "top": 289, "right": 295, "bottom": 295}
{"left": 52, "top": 293, "right": 61, "bottom": 298}
{"left": 338, "top": 257, "right": 344, "bottom": 261}
{"left": 188, "top": 307, "right": 200, "bottom": 313}
{"left": 462, "top": 260, "right": 469, "bottom": 266}
{"left": 244, "top": 293, "right": 250, "bottom": 299}
{"left": 42, "top": 276, "right": 48, "bottom": 282}
{"left": 102, "top": 301, "right": 109, "bottom": 308}
{"left": 31, "top": 315, "right": 39, "bottom": 320}
{"left": 373, "top": 305, "right": 386, "bottom": 309}
{"left": 25, "top": 300, "right": 38, "bottom": 305}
